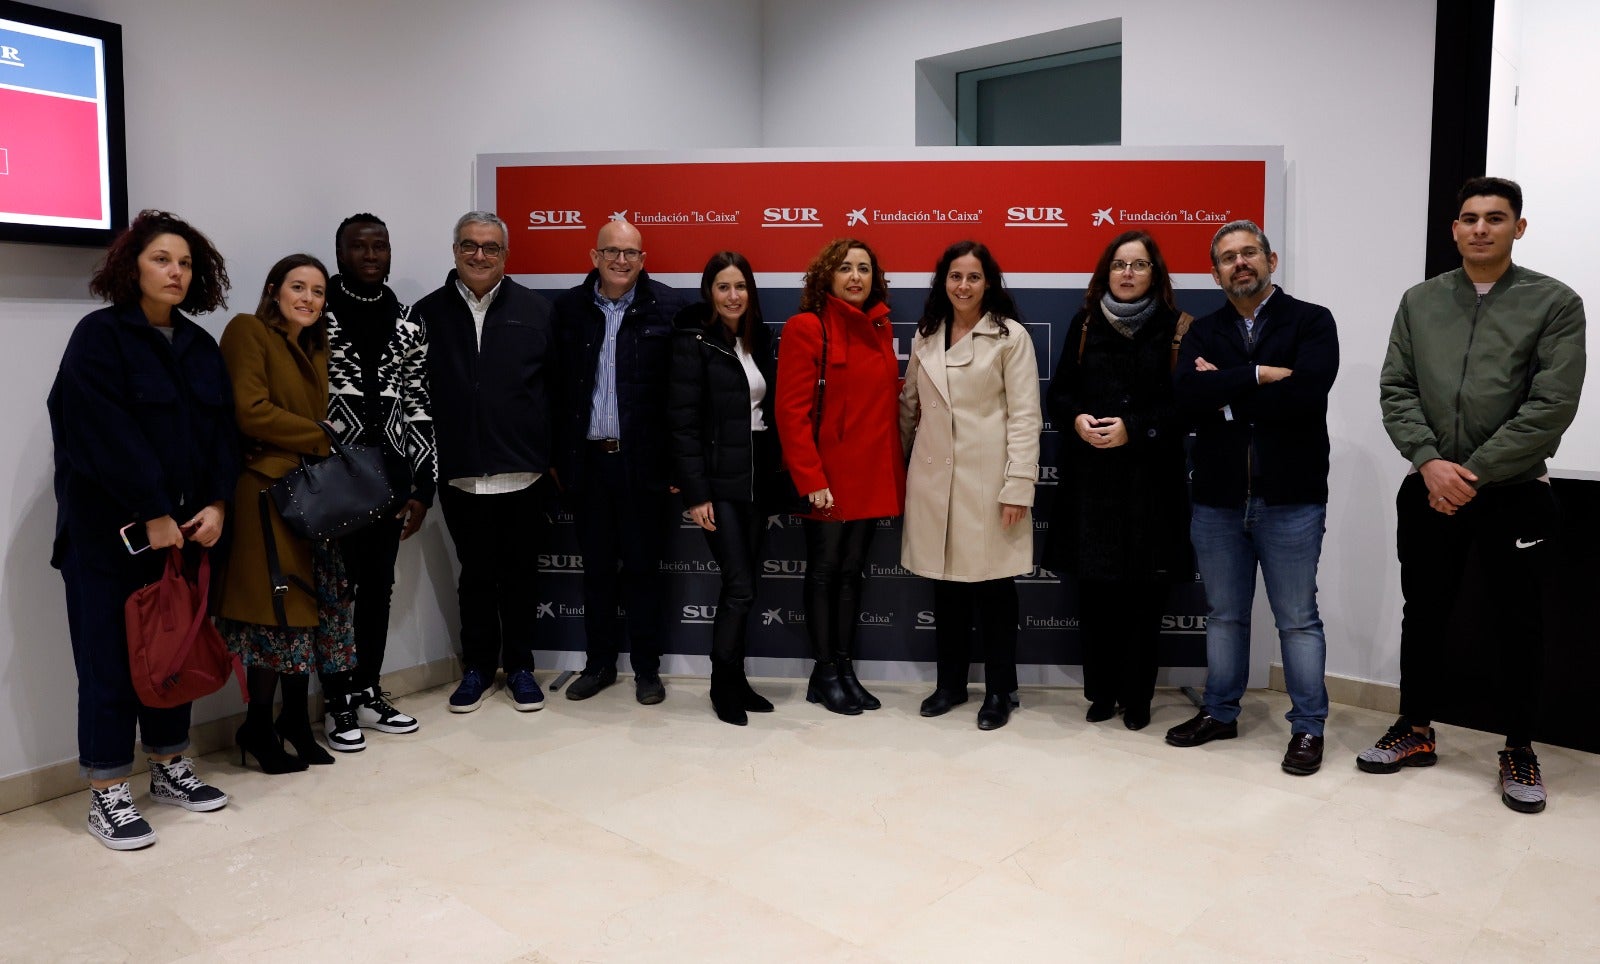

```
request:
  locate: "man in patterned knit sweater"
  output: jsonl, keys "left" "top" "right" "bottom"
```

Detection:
{"left": 320, "top": 213, "right": 437, "bottom": 750}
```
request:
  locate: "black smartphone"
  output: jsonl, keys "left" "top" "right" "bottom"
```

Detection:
{"left": 119, "top": 521, "right": 152, "bottom": 555}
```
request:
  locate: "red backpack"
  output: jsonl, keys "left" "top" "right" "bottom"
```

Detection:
{"left": 125, "top": 548, "right": 248, "bottom": 708}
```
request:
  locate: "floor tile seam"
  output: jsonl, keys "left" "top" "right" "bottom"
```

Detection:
{"left": 686, "top": 874, "right": 893, "bottom": 954}
{"left": 1469, "top": 920, "right": 1600, "bottom": 956}
{"left": 738, "top": 857, "right": 990, "bottom": 950}
{"left": 541, "top": 814, "right": 748, "bottom": 885}
{"left": 1237, "top": 848, "right": 1529, "bottom": 914}
{"left": 1516, "top": 841, "right": 1600, "bottom": 878}
{"left": 991, "top": 849, "right": 1219, "bottom": 938}
{"left": 636, "top": 768, "right": 870, "bottom": 819}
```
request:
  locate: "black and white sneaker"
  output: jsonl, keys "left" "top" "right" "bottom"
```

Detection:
{"left": 324, "top": 693, "right": 366, "bottom": 752}
{"left": 149, "top": 756, "right": 229, "bottom": 812}
{"left": 355, "top": 687, "right": 420, "bottom": 734}
{"left": 87, "top": 781, "right": 156, "bottom": 850}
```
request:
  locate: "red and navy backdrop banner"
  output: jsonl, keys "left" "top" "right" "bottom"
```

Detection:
{"left": 0, "top": 19, "right": 110, "bottom": 227}
{"left": 477, "top": 147, "right": 1285, "bottom": 678}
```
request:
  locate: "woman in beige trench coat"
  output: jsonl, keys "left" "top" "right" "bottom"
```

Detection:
{"left": 900, "top": 241, "right": 1041, "bottom": 730}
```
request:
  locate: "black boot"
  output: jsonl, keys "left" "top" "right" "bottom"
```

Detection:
{"left": 738, "top": 677, "right": 775, "bottom": 713}
{"left": 239, "top": 668, "right": 308, "bottom": 774}
{"left": 709, "top": 661, "right": 749, "bottom": 726}
{"left": 274, "top": 672, "right": 333, "bottom": 762}
{"left": 833, "top": 569, "right": 879, "bottom": 710}
{"left": 806, "top": 661, "right": 863, "bottom": 715}
{"left": 236, "top": 722, "right": 308, "bottom": 774}
{"left": 835, "top": 653, "right": 880, "bottom": 711}
{"left": 274, "top": 713, "right": 334, "bottom": 765}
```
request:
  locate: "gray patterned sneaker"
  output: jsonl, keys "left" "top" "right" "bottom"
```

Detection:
{"left": 149, "top": 756, "right": 229, "bottom": 812}
{"left": 1497, "top": 747, "right": 1547, "bottom": 813}
{"left": 1356, "top": 722, "right": 1437, "bottom": 774}
{"left": 87, "top": 781, "right": 156, "bottom": 850}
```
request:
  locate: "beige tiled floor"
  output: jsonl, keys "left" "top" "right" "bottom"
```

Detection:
{"left": 2, "top": 678, "right": 1597, "bottom": 963}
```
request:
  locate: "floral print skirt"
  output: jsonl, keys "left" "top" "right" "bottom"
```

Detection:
{"left": 217, "top": 539, "right": 356, "bottom": 675}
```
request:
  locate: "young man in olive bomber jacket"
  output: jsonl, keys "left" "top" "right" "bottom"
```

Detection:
{"left": 1366, "top": 176, "right": 1586, "bottom": 814}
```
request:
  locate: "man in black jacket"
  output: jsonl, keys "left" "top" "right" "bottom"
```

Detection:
{"left": 415, "top": 211, "right": 555, "bottom": 715}
{"left": 552, "top": 219, "right": 683, "bottom": 705}
{"left": 1163, "top": 220, "right": 1340, "bottom": 776}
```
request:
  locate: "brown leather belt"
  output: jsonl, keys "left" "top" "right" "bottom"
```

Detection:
{"left": 588, "top": 438, "right": 621, "bottom": 453}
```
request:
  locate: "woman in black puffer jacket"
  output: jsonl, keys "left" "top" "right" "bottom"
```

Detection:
{"left": 668, "top": 252, "right": 785, "bottom": 725}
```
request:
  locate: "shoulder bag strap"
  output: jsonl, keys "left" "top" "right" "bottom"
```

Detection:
{"left": 259, "top": 491, "right": 291, "bottom": 629}
{"left": 258, "top": 490, "right": 313, "bottom": 629}
{"left": 811, "top": 313, "right": 829, "bottom": 444}
{"left": 1170, "top": 311, "right": 1195, "bottom": 372}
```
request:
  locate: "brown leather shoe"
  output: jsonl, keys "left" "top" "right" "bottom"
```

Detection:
{"left": 1281, "top": 733, "right": 1324, "bottom": 775}
{"left": 1164, "top": 712, "right": 1238, "bottom": 747}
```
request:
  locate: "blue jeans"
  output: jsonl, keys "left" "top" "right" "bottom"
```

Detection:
{"left": 1190, "top": 500, "right": 1328, "bottom": 736}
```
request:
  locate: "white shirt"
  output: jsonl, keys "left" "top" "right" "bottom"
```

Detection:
{"left": 735, "top": 337, "right": 768, "bottom": 431}
{"left": 455, "top": 277, "right": 502, "bottom": 349}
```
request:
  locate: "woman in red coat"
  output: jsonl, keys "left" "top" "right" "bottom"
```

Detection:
{"left": 775, "top": 238, "right": 906, "bottom": 714}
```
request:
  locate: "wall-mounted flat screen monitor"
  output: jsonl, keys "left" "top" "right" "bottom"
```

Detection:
{"left": 0, "top": 1, "right": 126, "bottom": 247}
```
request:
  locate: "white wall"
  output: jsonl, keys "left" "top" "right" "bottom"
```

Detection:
{"left": 761, "top": 0, "right": 1439, "bottom": 688}
{"left": 1486, "top": 0, "right": 1523, "bottom": 178}
{"left": 0, "top": 0, "right": 763, "bottom": 780}
{"left": 1496, "top": 0, "right": 1600, "bottom": 480}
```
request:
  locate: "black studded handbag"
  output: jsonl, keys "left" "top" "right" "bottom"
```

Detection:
{"left": 266, "top": 422, "right": 395, "bottom": 541}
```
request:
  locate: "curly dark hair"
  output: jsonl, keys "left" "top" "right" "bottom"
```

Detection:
{"left": 917, "top": 240, "right": 1019, "bottom": 337}
{"left": 797, "top": 238, "right": 888, "bottom": 316}
{"left": 89, "top": 209, "right": 230, "bottom": 314}
{"left": 1083, "top": 230, "right": 1176, "bottom": 312}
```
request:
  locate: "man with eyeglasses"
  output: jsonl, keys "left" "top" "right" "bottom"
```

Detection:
{"left": 416, "top": 211, "right": 556, "bottom": 714}
{"left": 1164, "top": 220, "right": 1340, "bottom": 777}
{"left": 551, "top": 219, "right": 685, "bottom": 705}
{"left": 1367, "top": 177, "right": 1584, "bottom": 813}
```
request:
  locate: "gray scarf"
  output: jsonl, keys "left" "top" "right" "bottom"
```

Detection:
{"left": 1100, "top": 292, "right": 1157, "bottom": 339}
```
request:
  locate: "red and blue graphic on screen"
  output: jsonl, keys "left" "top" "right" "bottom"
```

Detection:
{"left": 0, "top": 24, "right": 104, "bottom": 222}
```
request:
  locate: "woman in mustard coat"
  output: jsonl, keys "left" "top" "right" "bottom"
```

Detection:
{"left": 217, "top": 254, "right": 354, "bottom": 772}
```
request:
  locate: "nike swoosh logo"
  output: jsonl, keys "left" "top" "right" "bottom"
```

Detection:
{"left": 1515, "top": 538, "right": 1545, "bottom": 549}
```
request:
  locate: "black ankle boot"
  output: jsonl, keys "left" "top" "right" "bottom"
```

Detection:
{"left": 709, "top": 665, "right": 749, "bottom": 726}
{"left": 806, "top": 661, "right": 863, "bottom": 715}
{"left": 739, "top": 678, "right": 775, "bottom": 713}
{"left": 236, "top": 722, "right": 308, "bottom": 774}
{"left": 274, "top": 714, "right": 334, "bottom": 765}
{"left": 835, "top": 655, "right": 880, "bottom": 711}
{"left": 710, "top": 685, "right": 749, "bottom": 726}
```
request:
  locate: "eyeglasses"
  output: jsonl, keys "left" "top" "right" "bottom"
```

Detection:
{"left": 1110, "top": 259, "right": 1152, "bottom": 274}
{"left": 456, "top": 241, "right": 505, "bottom": 259}
{"left": 597, "top": 247, "right": 644, "bottom": 264}
{"left": 1215, "top": 246, "right": 1263, "bottom": 267}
